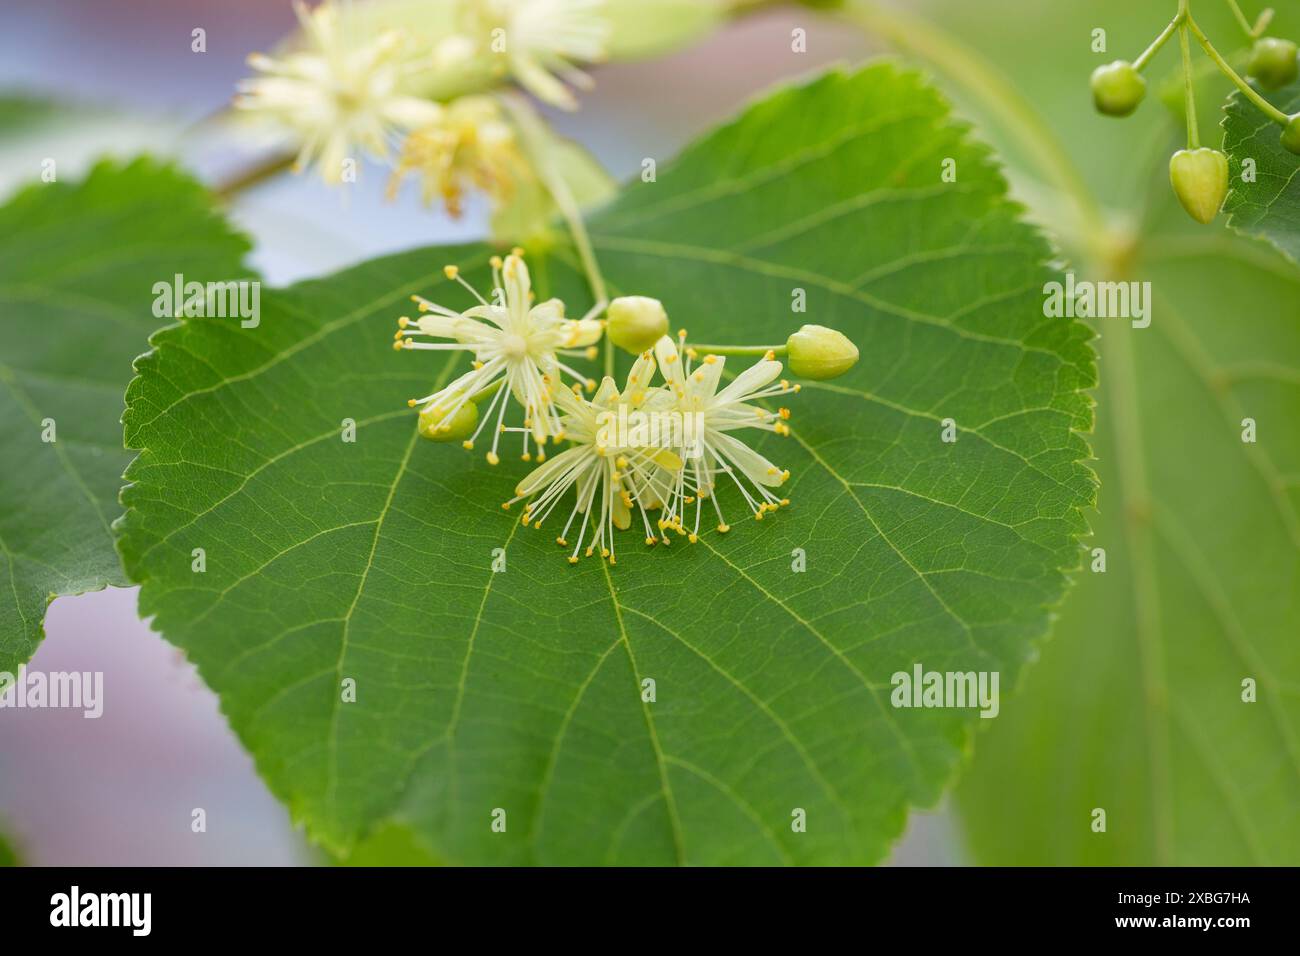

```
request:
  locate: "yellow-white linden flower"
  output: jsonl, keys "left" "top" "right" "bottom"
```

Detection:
{"left": 503, "top": 353, "right": 683, "bottom": 565}
{"left": 235, "top": 0, "right": 442, "bottom": 184}
{"left": 395, "top": 251, "right": 604, "bottom": 463}
{"left": 469, "top": 0, "right": 611, "bottom": 110}
{"left": 653, "top": 333, "right": 796, "bottom": 540}
{"left": 387, "top": 96, "right": 527, "bottom": 217}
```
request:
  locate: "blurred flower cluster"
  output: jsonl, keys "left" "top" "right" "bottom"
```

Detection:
{"left": 234, "top": 0, "right": 613, "bottom": 230}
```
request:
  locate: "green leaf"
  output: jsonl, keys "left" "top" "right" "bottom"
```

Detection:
{"left": 886, "top": 0, "right": 1300, "bottom": 867}
{"left": 0, "top": 828, "right": 18, "bottom": 867}
{"left": 1223, "top": 77, "right": 1300, "bottom": 265}
{"left": 0, "top": 158, "right": 250, "bottom": 671}
{"left": 958, "top": 203, "right": 1300, "bottom": 864}
{"left": 117, "top": 64, "right": 1095, "bottom": 864}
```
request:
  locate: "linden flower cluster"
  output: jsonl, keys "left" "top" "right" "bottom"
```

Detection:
{"left": 235, "top": 0, "right": 610, "bottom": 213}
{"left": 393, "top": 251, "right": 861, "bottom": 566}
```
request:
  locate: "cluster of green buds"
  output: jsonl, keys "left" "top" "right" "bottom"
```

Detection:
{"left": 1090, "top": 1, "right": 1300, "bottom": 225}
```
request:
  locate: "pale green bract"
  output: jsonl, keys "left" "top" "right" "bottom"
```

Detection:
{"left": 0, "top": 159, "right": 251, "bottom": 671}
{"left": 117, "top": 64, "right": 1096, "bottom": 864}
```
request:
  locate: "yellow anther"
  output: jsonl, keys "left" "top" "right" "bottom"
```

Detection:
{"left": 486, "top": 451, "right": 500, "bottom": 465}
{"left": 556, "top": 537, "right": 567, "bottom": 546}
{"left": 703, "top": 354, "right": 717, "bottom": 364}
{"left": 779, "top": 407, "right": 791, "bottom": 419}
{"left": 511, "top": 246, "right": 525, "bottom": 257}
{"left": 688, "top": 533, "right": 698, "bottom": 543}
{"left": 392, "top": 341, "right": 404, "bottom": 351}
{"left": 502, "top": 502, "right": 511, "bottom": 510}
{"left": 398, "top": 316, "right": 410, "bottom": 328}
{"left": 407, "top": 398, "right": 417, "bottom": 408}
{"left": 443, "top": 264, "right": 459, "bottom": 279}
{"left": 568, "top": 556, "right": 579, "bottom": 565}
{"left": 717, "top": 523, "right": 730, "bottom": 533}
{"left": 763, "top": 349, "right": 775, "bottom": 361}
{"left": 521, "top": 453, "right": 532, "bottom": 462}
{"left": 462, "top": 440, "right": 474, "bottom": 450}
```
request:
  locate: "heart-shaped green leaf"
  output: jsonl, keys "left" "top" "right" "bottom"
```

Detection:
{"left": 0, "top": 158, "right": 250, "bottom": 670}
{"left": 117, "top": 64, "right": 1096, "bottom": 864}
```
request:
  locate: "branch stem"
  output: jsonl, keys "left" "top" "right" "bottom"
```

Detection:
{"left": 1188, "top": 13, "right": 1292, "bottom": 125}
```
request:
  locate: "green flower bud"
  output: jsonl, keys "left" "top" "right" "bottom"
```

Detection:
{"left": 1247, "top": 37, "right": 1299, "bottom": 90}
{"left": 1091, "top": 60, "right": 1146, "bottom": 117}
{"left": 607, "top": 295, "right": 669, "bottom": 354}
{"left": 786, "top": 325, "right": 859, "bottom": 380}
{"left": 1169, "top": 148, "right": 1229, "bottom": 225}
{"left": 1282, "top": 114, "right": 1300, "bottom": 155}
{"left": 418, "top": 398, "right": 478, "bottom": 442}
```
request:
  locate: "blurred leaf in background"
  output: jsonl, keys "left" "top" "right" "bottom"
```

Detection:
{"left": 854, "top": 0, "right": 1300, "bottom": 865}
{"left": 0, "top": 159, "right": 250, "bottom": 671}
{"left": 0, "top": 834, "right": 16, "bottom": 866}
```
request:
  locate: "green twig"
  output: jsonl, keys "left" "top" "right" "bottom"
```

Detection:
{"left": 1179, "top": 8, "right": 1201, "bottom": 148}
{"left": 686, "top": 343, "right": 787, "bottom": 357}
{"left": 214, "top": 152, "right": 296, "bottom": 199}
{"left": 1225, "top": 0, "right": 1256, "bottom": 38}
{"left": 1188, "top": 14, "right": 1291, "bottom": 124}
{"left": 1135, "top": 15, "right": 1184, "bottom": 71}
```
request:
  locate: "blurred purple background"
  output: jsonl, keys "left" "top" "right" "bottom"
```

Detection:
{"left": 0, "top": 0, "right": 959, "bottom": 865}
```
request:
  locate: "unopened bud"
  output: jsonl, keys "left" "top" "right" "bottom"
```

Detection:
{"left": 1282, "top": 114, "right": 1300, "bottom": 155}
{"left": 786, "top": 325, "right": 859, "bottom": 380}
{"left": 1091, "top": 60, "right": 1146, "bottom": 117}
{"left": 418, "top": 399, "right": 479, "bottom": 442}
{"left": 1247, "top": 37, "right": 1298, "bottom": 90}
{"left": 1169, "top": 148, "right": 1228, "bottom": 225}
{"left": 607, "top": 296, "right": 669, "bottom": 354}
